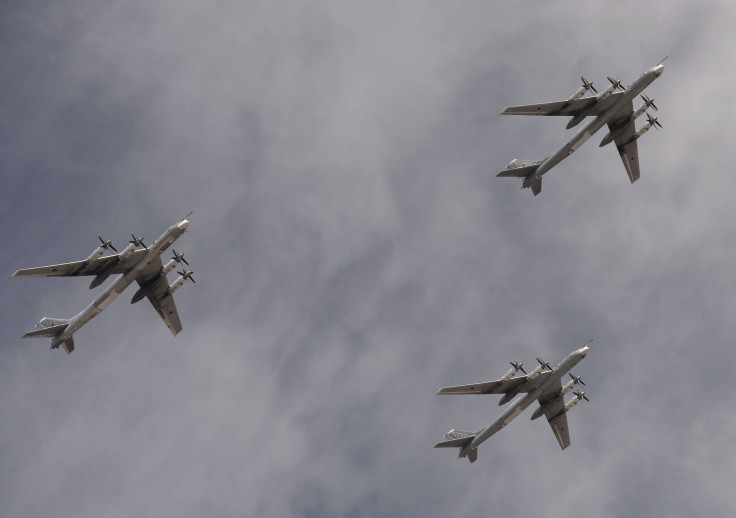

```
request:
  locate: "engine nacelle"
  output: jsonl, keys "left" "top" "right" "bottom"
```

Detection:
{"left": 498, "top": 388, "right": 521, "bottom": 406}
{"left": 596, "top": 87, "right": 616, "bottom": 103}
{"left": 567, "top": 76, "right": 597, "bottom": 103}
{"left": 567, "top": 86, "right": 588, "bottom": 102}
{"left": 531, "top": 401, "right": 550, "bottom": 421}
{"left": 634, "top": 120, "right": 655, "bottom": 140}
{"left": 161, "top": 258, "right": 179, "bottom": 277}
{"left": 564, "top": 396, "right": 582, "bottom": 413}
{"left": 85, "top": 245, "right": 107, "bottom": 262}
{"left": 168, "top": 275, "right": 187, "bottom": 295}
{"left": 599, "top": 106, "right": 651, "bottom": 147}
{"left": 566, "top": 111, "right": 590, "bottom": 129}
{"left": 530, "top": 377, "right": 582, "bottom": 420}
{"left": 525, "top": 358, "right": 551, "bottom": 381}
{"left": 501, "top": 361, "right": 525, "bottom": 381}
{"left": 117, "top": 243, "right": 138, "bottom": 262}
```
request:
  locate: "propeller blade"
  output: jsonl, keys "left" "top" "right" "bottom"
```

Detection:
{"left": 646, "top": 113, "right": 662, "bottom": 129}
{"left": 98, "top": 236, "right": 118, "bottom": 252}
{"left": 607, "top": 76, "right": 624, "bottom": 91}
{"left": 130, "top": 234, "right": 147, "bottom": 249}
{"left": 171, "top": 249, "right": 189, "bottom": 266}
{"left": 569, "top": 373, "right": 585, "bottom": 386}
{"left": 177, "top": 269, "right": 196, "bottom": 284}
{"left": 536, "top": 358, "right": 552, "bottom": 371}
{"left": 510, "top": 361, "right": 526, "bottom": 374}
{"left": 641, "top": 94, "right": 658, "bottom": 112}
{"left": 573, "top": 389, "right": 589, "bottom": 402}
{"left": 581, "top": 76, "right": 597, "bottom": 94}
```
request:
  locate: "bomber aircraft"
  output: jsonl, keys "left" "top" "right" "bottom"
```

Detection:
{"left": 12, "top": 217, "right": 193, "bottom": 354}
{"left": 497, "top": 59, "right": 666, "bottom": 195}
{"left": 435, "top": 341, "right": 592, "bottom": 463}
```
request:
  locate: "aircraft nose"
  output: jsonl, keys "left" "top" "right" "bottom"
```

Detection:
{"left": 178, "top": 220, "right": 190, "bottom": 231}
{"left": 655, "top": 64, "right": 664, "bottom": 76}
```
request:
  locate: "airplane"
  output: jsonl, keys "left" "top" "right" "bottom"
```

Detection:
{"left": 12, "top": 217, "right": 194, "bottom": 354}
{"left": 497, "top": 59, "right": 666, "bottom": 195}
{"left": 434, "top": 340, "right": 592, "bottom": 463}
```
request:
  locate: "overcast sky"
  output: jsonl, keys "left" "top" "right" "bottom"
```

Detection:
{"left": 2, "top": 1, "right": 736, "bottom": 516}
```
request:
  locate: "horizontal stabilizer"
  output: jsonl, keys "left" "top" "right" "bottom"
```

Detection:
{"left": 21, "top": 317, "right": 69, "bottom": 339}
{"left": 497, "top": 158, "right": 546, "bottom": 178}
{"left": 22, "top": 323, "right": 68, "bottom": 339}
{"left": 434, "top": 430, "right": 476, "bottom": 449}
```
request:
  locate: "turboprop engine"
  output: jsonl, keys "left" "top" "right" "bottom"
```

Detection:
{"left": 525, "top": 357, "right": 552, "bottom": 381}
{"left": 85, "top": 236, "right": 118, "bottom": 262}
{"left": 597, "top": 76, "right": 624, "bottom": 101}
{"left": 131, "top": 250, "right": 189, "bottom": 303}
{"left": 599, "top": 95, "right": 658, "bottom": 147}
{"left": 567, "top": 76, "right": 597, "bottom": 102}
{"left": 498, "top": 358, "right": 552, "bottom": 406}
{"left": 500, "top": 360, "right": 526, "bottom": 381}
{"left": 563, "top": 389, "right": 589, "bottom": 413}
{"left": 566, "top": 76, "right": 624, "bottom": 130}
{"left": 89, "top": 234, "right": 147, "bottom": 289}
{"left": 168, "top": 268, "right": 195, "bottom": 295}
{"left": 634, "top": 113, "right": 662, "bottom": 140}
{"left": 530, "top": 373, "right": 585, "bottom": 420}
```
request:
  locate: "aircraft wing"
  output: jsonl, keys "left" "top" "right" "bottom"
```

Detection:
{"left": 436, "top": 371, "right": 553, "bottom": 395}
{"left": 12, "top": 249, "right": 148, "bottom": 278}
{"left": 537, "top": 380, "right": 571, "bottom": 450}
{"left": 609, "top": 102, "right": 641, "bottom": 183}
{"left": 501, "top": 92, "right": 624, "bottom": 117}
{"left": 135, "top": 256, "right": 183, "bottom": 336}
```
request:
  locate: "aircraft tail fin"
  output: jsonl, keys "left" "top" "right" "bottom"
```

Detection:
{"left": 22, "top": 317, "right": 70, "bottom": 339}
{"left": 466, "top": 448, "right": 478, "bottom": 463}
{"left": 529, "top": 176, "right": 542, "bottom": 196}
{"left": 58, "top": 335, "right": 75, "bottom": 354}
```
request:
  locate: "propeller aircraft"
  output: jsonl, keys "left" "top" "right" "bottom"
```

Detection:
{"left": 12, "top": 217, "right": 194, "bottom": 354}
{"left": 497, "top": 59, "right": 666, "bottom": 195}
{"left": 435, "top": 341, "right": 592, "bottom": 463}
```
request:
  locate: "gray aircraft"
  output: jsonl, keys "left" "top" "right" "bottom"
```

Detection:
{"left": 12, "top": 217, "right": 193, "bottom": 354}
{"left": 497, "top": 60, "right": 666, "bottom": 195}
{"left": 435, "top": 341, "right": 592, "bottom": 463}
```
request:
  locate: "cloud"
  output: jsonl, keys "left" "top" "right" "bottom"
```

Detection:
{"left": 3, "top": 1, "right": 736, "bottom": 516}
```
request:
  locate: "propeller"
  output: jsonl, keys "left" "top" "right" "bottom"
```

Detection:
{"left": 177, "top": 268, "right": 196, "bottom": 284}
{"left": 509, "top": 361, "right": 526, "bottom": 375}
{"left": 607, "top": 76, "right": 624, "bottom": 91}
{"left": 130, "top": 234, "right": 147, "bottom": 249}
{"left": 171, "top": 249, "right": 189, "bottom": 266}
{"left": 569, "top": 373, "right": 586, "bottom": 386}
{"left": 640, "top": 94, "right": 658, "bottom": 112}
{"left": 536, "top": 358, "right": 552, "bottom": 371}
{"left": 580, "top": 76, "right": 597, "bottom": 94}
{"left": 573, "top": 389, "right": 589, "bottom": 402}
{"left": 646, "top": 113, "right": 662, "bottom": 129}
{"left": 98, "top": 236, "right": 118, "bottom": 252}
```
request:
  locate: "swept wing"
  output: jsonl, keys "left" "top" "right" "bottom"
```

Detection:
{"left": 12, "top": 249, "right": 148, "bottom": 278}
{"left": 607, "top": 101, "right": 641, "bottom": 183}
{"left": 501, "top": 92, "right": 624, "bottom": 117}
{"left": 536, "top": 379, "right": 571, "bottom": 450}
{"left": 134, "top": 256, "right": 183, "bottom": 336}
{"left": 436, "top": 371, "right": 553, "bottom": 395}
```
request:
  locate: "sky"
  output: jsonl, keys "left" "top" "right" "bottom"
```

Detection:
{"left": 2, "top": 1, "right": 736, "bottom": 516}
